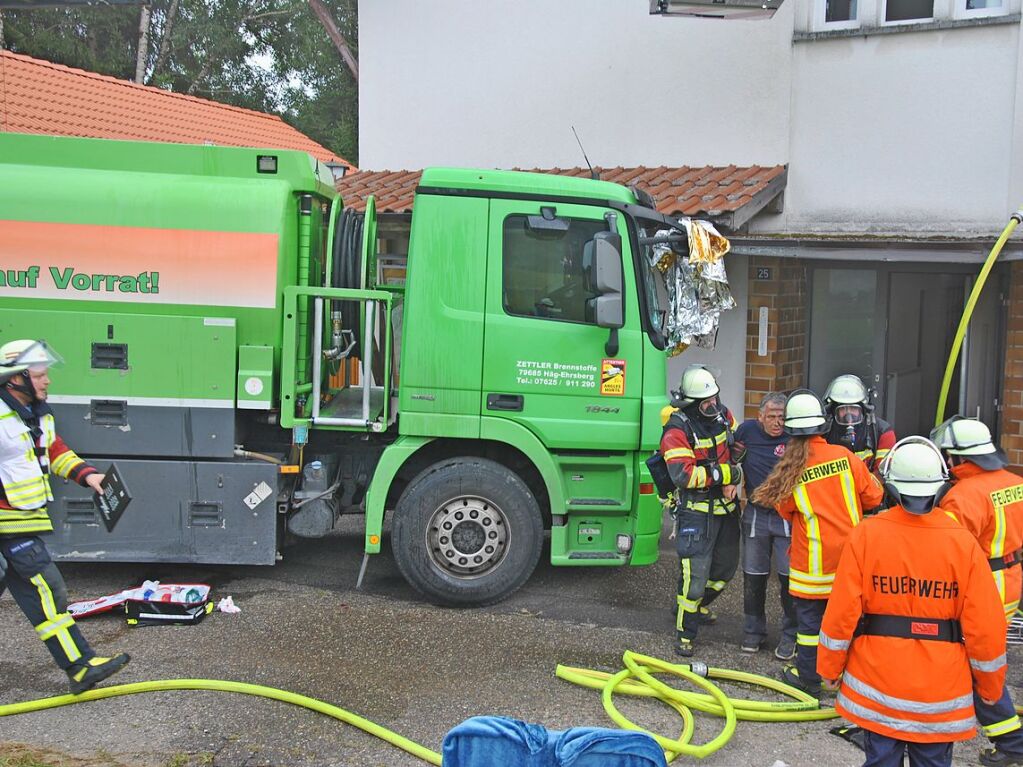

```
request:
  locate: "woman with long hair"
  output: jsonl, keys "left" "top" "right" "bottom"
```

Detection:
{"left": 751, "top": 389, "right": 883, "bottom": 695}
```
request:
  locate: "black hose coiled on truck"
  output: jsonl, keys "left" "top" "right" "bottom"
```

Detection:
{"left": 331, "top": 207, "right": 364, "bottom": 360}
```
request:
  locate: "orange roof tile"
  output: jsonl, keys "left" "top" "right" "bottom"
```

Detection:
{"left": 338, "top": 165, "right": 786, "bottom": 230}
{"left": 0, "top": 50, "right": 353, "bottom": 169}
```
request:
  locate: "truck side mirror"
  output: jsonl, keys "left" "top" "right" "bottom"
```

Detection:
{"left": 595, "top": 294, "right": 623, "bottom": 329}
{"left": 585, "top": 231, "right": 624, "bottom": 356}
{"left": 589, "top": 233, "right": 623, "bottom": 329}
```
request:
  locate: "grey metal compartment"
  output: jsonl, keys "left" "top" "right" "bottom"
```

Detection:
{"left": 48, "top": 459, "right": 279, "bottom": 565}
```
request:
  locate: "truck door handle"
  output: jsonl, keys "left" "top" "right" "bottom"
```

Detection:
{"left": 486, "top": 394, "right": 524, "bottom": 412}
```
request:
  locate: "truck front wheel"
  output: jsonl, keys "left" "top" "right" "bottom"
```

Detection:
{"left": 392, "top": 457, "right": 543, "bottom": 606}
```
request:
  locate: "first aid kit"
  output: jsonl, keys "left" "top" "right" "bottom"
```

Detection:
{"left": 69, "top": 581, "right": 214, "bottom": 626}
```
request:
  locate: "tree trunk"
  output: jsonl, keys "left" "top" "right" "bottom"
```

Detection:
{"left": 187, "top": 60, "right": 210, "bottom": 95}
{"left": 307, "top": 0, "right": 358, "bottom": 82}
{"left": 152, "top": 0, "right": 179, "bottom": 80}
{"left": 135, "top": 5, "right": 152, "bottom": 84}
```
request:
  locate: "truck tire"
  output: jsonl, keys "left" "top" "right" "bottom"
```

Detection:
{"left": 392, "top": 457, "right": 543, "bottom": 607}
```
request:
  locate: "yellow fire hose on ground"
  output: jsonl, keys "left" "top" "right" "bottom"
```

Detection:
{"left": 0, "top": 652, "right": 840, "bottom": 765}
{"left": 935, "top": 208, "right": 1023, "bottom": 428}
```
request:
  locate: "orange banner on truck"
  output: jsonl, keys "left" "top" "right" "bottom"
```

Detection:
{"left": 0, "top": 220, "right": 279, "bottom": 308}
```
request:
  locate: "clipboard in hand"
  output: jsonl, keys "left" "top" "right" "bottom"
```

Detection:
{"left": 93, "top": 463, "right": 132, "bottom": 532}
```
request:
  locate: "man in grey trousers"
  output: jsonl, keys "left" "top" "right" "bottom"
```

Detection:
{"left": 733, "top": 392, "right": 797, "bottom": 659}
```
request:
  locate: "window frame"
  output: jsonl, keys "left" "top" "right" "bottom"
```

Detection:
{"left": 813, "top": 0, "right": 862, "bottom": 30}
{"left": 880, "top": 0, "right": 935, "bottom": 25}
{"left": 953, "top": 0, "right": 1005, "bottom": 20}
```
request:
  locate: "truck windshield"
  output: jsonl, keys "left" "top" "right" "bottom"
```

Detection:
{"left": 636, "top": 222, "right": 669, "bottom": 336}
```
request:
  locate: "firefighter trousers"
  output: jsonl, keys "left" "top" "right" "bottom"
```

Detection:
{"left": 862, "top": 730, "right": 952, "bottom": 767}
{"left": 974, "top": 684, "right": 1023, "bottom": 754}
{"left": 793, "top": 596, "right": 827, "bottom": 686}
{"left": 0, "top": 535, "right": 94, "bottom": 670}
{"left": 675, "top": 510, "right": 739, "bottom": 641}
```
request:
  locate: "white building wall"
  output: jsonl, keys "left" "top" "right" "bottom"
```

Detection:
{"left": 668, "top": 253, "right": 750, "bottom": 415}
{"left": 784, "top": 25, "right": 1022, "bottom": 234}
{"left": 359, "top": 0, "right": 793, "bottom": 170}
{"left": 361, "top": 0, "right": 1023, "bottom": 234}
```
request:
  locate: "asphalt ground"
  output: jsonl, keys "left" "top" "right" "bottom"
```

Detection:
{"left": 1, "top": 515, "right": 1020, "bottom": 767}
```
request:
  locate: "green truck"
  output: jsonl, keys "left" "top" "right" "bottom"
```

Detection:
{"left": 0, "top": 132, "right": 689, "bottom": 606}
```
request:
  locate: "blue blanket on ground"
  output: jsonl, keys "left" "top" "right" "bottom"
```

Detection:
{"left": 441, "top": 716, "right": 667, "bottom": 767}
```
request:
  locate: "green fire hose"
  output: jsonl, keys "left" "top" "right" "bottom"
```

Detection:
{"left": 935, "top": 208, "right": 1023, "bottom": 427}
{"left": 0, "top": 678, "right": 445, "bottom": 765}
{"left": 0, "top": 652, "right": 839, "bottom": 764}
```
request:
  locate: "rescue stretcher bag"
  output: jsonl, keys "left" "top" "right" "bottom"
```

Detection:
{"left": 645, "top": 452, "right": 676, "bottom": 499}
{"left": 125, "top": 583, "right": 213, "bottom": 627}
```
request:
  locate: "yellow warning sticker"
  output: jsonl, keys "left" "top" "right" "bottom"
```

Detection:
{"left": 600, "top": 358, "right": 626, "bottom": 396}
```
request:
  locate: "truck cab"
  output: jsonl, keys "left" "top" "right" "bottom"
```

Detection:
{"left": 370, "top": 169, "right": 673, "bottom": 603}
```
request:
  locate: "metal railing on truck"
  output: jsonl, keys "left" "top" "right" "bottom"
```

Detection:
{"left": 281, "top": 285, "right": 395, "bottom": 432}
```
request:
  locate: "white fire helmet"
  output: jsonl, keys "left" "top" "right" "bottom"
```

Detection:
{"left": 930, "top": 416, "right": 1008, "bottom": 471}
{"left": 783, "top": 390, "right": 829, "bottom": 436}
{"left": 823, "top": 374, "right": 869, "bottom": 426}
{"left": 0, "top": 340, "right": 62, "bottom": 383}
{"left": 674, "top": 365, "right": 721, "bottom": 417}
{"left": 879, "top": 437, "right": 950, "bottom": 514}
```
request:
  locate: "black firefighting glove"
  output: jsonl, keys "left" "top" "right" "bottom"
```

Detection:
{"left": 706, "top": 461, "right": 742, "bottom": 487}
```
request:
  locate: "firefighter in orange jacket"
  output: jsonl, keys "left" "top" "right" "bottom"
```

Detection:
{"left": 751, "top": 389, "right": 883, "bottom": 695}
{"left": 818, "top": 437, "right": 1007, "bottom": 767}
{"left": 932, "top": 416, "right": 1023, "bottom": 767}
{"left": 0, "top": 340, "right": 130, "bottom": 694}
{"left": 659, "top": 365, "right": 741, "bottom": 658}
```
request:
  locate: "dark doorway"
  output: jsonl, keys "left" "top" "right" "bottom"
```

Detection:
{"left": 808, "top": 264, "right": 1004, "bottom": 440}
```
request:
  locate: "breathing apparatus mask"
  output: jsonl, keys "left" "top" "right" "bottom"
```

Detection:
{"left": 672, "top": 365, "right": 722, "bottom": 422}
{"left": 824, "top": 374, "right": 871, "bottom": 446}
{"left": 833, "top": 404, "right": 862, "bottom": 446}
{"left": 878, "top": 436, "right": 950, "bottom": 515}
{"left": 696, "top": 395, "right": 722, "bottom": 420}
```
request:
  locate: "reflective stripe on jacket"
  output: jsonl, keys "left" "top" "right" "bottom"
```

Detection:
{"left": 660, "top": 407, "right": 739, "bottom": 516}
{"left": 776, "top": 437, "right": 883, "bottom": 598}
{"left": 941, "top": 463, "right": 1023, "bottom": 623}
{"left": 0, "top": 400, "right": 93, "bottom": 534}
{"left": 818, "top": 505, "right": 1007, "bottom": 743}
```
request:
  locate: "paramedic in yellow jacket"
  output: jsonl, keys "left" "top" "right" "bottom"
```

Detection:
{"left": 0, "top": 339, "right": 129, "bottom": 694}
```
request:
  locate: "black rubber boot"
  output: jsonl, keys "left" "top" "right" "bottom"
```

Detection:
{"left": 67, "top": 653, "right": 130, "bottom": 695}
{"left": 980, "top": 748, "right": 1023, "bottom": 766}
{"left": 674, "top": 636, "right": 695, "bottom": 657}
{"left": 780, "top": 664, "right": 830, "bottom": 698}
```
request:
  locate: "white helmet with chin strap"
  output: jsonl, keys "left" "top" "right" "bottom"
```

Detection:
{"left": 878, "top": 436, "right": 950, "bottom": 514}
{"left": 783, "top": 389, "right": 829, "bottom": 436}
{"left": 823, "top": 374, "right": 869, "bottom": 427}
{"left": 672, "top": 365, "right": 721, "bottom": 418}
{"left": 930, "top": 415, "right": 1008, "bottom": 471}
{"left": 0, "top": 339, "right": 62, "bottom": 400}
